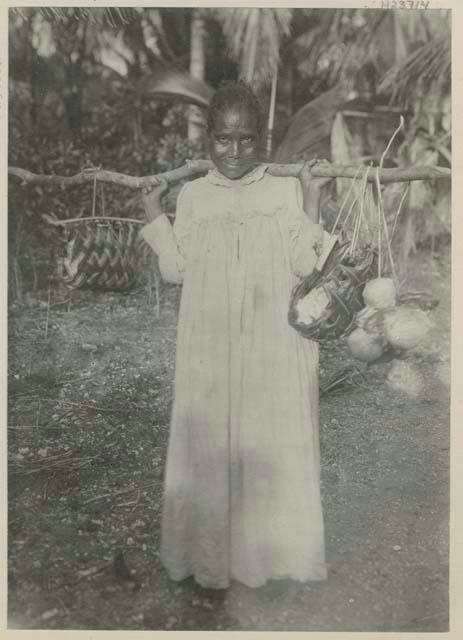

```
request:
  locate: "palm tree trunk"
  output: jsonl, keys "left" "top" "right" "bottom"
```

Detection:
{"left": 188, "top": 8, "right": 206, "bottom": 142}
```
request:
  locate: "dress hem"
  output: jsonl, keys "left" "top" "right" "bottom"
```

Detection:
{"left": 163, "top": 564, "right": 328, "bottom": 590}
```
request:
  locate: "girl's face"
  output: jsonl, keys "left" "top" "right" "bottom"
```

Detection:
{"left": 208, "top": 108, "right": 259, "bottom": 180}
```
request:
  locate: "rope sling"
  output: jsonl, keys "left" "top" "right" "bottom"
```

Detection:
{"left": 44, "top": 174, "right": 151, "bottom": 292}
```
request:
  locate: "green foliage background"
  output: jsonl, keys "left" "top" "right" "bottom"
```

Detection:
{"left": 8, "top": 7, "right": 451, "bottom": 299}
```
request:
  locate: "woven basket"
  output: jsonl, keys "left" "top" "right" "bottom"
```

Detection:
{"left": 51, "top": 217, "right": 150, "bottom": 291}
{"left": 288, "top": 242, "right": 378, "bottom": 342}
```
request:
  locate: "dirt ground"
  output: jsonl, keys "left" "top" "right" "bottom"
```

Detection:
{"left": 7, "top": 246, "right": 450, "bottom": 632}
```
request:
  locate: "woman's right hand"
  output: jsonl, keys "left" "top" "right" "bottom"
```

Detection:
{"left": 141, "top": 178, "right": 169, "bottom": 222}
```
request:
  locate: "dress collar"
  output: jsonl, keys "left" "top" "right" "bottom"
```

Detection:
{"left": 205, "top": 164, "right": 268, "bottom": 187}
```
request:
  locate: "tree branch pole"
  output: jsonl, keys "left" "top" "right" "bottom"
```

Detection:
{"left": 8, "top": 160, "right": 451, "bottom": 190}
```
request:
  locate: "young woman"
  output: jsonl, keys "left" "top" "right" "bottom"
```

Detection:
{"left": 141, "top": 81, "right": 331, "bottom": 589}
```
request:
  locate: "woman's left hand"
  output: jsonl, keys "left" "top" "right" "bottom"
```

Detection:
{"left": 299, "top": 158, "right": 334, "bottom": 193}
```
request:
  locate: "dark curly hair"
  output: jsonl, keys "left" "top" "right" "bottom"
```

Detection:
{"left": 206, "top": 80, "right": 263, "bottom": 135}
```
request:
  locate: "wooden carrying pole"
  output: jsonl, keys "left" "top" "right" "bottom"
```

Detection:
{"left": 8, "top": 160, "right": 450, "bottom": 191}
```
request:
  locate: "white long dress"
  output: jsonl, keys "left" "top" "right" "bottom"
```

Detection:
{"left": 141, "top": 164, "right": 327, "bottom": 588}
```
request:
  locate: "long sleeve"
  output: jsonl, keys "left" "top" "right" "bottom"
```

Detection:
{"left": 286, "top": 178, "right": 326, "bottom": 278}
{"left": 140, "top": 183, "right": 193, "bottom": 284}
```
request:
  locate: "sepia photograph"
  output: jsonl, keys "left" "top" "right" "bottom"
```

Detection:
{"left": 6, "top": 3, "right": 452, "bottom": 633}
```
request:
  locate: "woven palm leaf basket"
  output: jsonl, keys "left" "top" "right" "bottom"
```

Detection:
{"left": 40, "top": 170, "right": 158, "bottom": 291}
{"left": 288, "top": 241, "right": 378, "bottom": 342}
{"left": 44, "top": 214, "right": 150, "bottom": 291}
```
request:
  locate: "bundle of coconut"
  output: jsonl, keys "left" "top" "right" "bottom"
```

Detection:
{"left": 289, "top": 161, "right": 382, "bottom": 342}
{"left": 290, "top": 117, "right": 440, "bottom": 350}
{"left": 346, "top": 276, "right": 433, "bottom": 363}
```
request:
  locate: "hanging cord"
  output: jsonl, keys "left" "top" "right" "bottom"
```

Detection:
{"left": 373, "top": 115, "right": 405, "bottom": 280}
{"left": 100, "top": 181, "right": 105, "bottom": 217}
{"left": 340, "top": 194, "right": 360, "bottom": 242}
{"left": 350, "top": 164, "right": 372, "bottom": 254}
{"left": 380, "top": 188, "right": 399, "bottom": 287}
{"left": 331, "top": 164, "right": 363, "bottom": 236}
{"left": 391, "top": 183, "right": 410, "bottom": 241}
{"left": 375, "top": 168, "right": 382, "bottom": 278}
{"left": 91, "top": 172, "right": 98, "bottom": 217}
{"left": 379, "top": 115, "right": 404, "bottom": 169}
{"left": 375, "top": 167, "right": 399, "bottom": 287}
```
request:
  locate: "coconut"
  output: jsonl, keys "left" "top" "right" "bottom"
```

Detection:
{"left": 383, "top": 306, "right": 432, "bottom": 350}
{"left": 363, "top": 277, "right": 397, "bottom": 310}
{"left": 386, "top": 360, "right": 425, "bottom": 398}
{"left": 295, "top": 286, "right": 330, "bottom": 324}
{"left": 346, "top": 327, "right": 384, "bottom": 362}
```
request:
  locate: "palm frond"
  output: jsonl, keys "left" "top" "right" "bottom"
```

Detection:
{"left": 292, "top": 10, "right": 380, "bottom": 88}
{"left": 143, "top": 70, "right": 214, "bottom": 108}
{"left": 275, "top": 83, "right": 350, "bottom": 162}
{"left": 215, "top": 8, "right": 292, "bottom": 86}
{"left": 378, "top": 36, "right": 450, "bottom": 105}
{"left": 10, "top": 6, "right": 140, "bottom": 28}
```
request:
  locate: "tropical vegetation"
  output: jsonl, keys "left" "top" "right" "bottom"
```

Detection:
{"left": 8, "top": 7, "right": 451, "bottom": 298}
